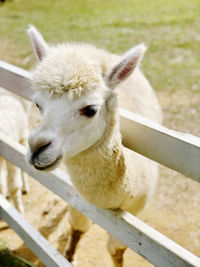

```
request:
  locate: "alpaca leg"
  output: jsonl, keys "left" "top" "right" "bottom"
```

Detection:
{"left": 65, "top": 206, "right": 92, "bottom": 262}
{"left": 107, "top": 234, "right": 127, "bottom": 267}
{"left": 0, "top": 157, "right": 8, "bottom": 197}
{"left": 20, "top": 138, "right": 29, "bottom": 194}
{"left": 7, "top": 161, "right": 24, "bottom": 215}
{"left": 21, "top": 170, "right": 29, "bottom": 194}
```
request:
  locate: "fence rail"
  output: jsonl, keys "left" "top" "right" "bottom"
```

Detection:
{"left": 0, "top": 60, "right": 200, "bottom": 267}
{"left": 0, "top": 194, "right": 71, "bottom": 267}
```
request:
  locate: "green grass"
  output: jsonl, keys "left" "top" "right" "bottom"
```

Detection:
{"left": 0, "top": 239, "right": 36, "bottom": 267}
{"left": 0, "top": 0, "right": 200, "bottom": 93}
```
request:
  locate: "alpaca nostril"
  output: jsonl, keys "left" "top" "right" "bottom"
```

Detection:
{"left": 35, "top": 141, "right": 52, "bottom": 155}
{"left": 31, "top": 141, "right": 52, "bottom": 161}
{"left": 29, "top": 138, "right": 52, "bottom": 153}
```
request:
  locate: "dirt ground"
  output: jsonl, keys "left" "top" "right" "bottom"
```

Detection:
{"left": 0, "top": 89, "right": 200, "bottom": 267}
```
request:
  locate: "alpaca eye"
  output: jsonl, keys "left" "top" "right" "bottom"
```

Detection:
{"left": 35, "top": 103, "right": 42, "bottom": 112}
{"left": 80, "top": 105, "right": 98, "bottom": 118}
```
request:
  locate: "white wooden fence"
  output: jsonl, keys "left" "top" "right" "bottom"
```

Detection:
{"left": 0, "top": 60, "right": 200, "bottom": 267}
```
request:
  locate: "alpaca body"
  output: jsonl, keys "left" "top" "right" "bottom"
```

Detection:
{"left": 0, "top": 93, "right": 27, "bottom": 141}
{"left": 0, "top": 88, "right": 29, "bottom": 214}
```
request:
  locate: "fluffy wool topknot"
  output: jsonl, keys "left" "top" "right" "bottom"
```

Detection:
{"left": 32, "top": 43, "right": 111, "bottom": 100}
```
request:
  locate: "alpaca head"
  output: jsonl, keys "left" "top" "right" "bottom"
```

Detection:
{"left": 26, "top": 25, "right": 146, "bottom": 171}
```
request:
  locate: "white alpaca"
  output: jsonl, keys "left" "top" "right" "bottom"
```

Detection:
{"left": 0, "top": 88, "right": 30, "bottom": 215}
{"left": 26, "top": 26, "right": 162, "bottom": 266}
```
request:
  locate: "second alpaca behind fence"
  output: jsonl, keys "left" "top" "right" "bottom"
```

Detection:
{"left": 0, "top": 88, "right": 30, "bottom": 215}
{"left": 26, "top": 25, "right": 162, "bottom": 266}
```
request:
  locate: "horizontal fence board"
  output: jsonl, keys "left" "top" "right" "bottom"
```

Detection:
{"left": 120, "top": 109, "right": 200, "bottom": 182}
{"left": 0, "top": 60, "right": 33, "bottom": 100}
{"left": 0, "top": 133, "right": 200, "bottom": 267}
{"left": 1, "top": 61, "right": 200, "bottom": 182}
{"left": 0, "top": 194, "right": 71, "bottom": 267}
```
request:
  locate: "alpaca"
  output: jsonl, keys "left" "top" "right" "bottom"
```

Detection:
{"left": 26, "top": 25, "right": 162, "bottom": 266}
{"left": 0, "top": 88, "right": 30, "bottom": 215}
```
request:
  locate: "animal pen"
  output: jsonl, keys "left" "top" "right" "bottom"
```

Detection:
{"left": 0, "top": 60, "right": 200, "bottom": 267}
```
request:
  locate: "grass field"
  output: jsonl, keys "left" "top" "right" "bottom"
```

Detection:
{"left": 0, "top": 0, "right": 200, "bottom": 94}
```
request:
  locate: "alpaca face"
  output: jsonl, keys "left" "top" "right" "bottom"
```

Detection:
{"left": 27, "top": 89, "right": 107, "bottom": 171}
{"left": 26, "top": 25, "right": 146, "bottom": 171}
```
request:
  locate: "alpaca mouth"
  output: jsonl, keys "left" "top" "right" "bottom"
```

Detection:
{"left": 34, "top": 155, "right": 62, "bottom": 171}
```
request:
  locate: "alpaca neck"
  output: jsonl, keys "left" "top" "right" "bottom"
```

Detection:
{"left": 64, "top": 107, "right": 127, "bottom": 209}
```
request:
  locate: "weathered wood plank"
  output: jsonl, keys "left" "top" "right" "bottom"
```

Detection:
{"left": 1, "top": 61, "right": 200, "bottom": 182}
{"left": 0, "top": 133, "right": 200, "bottom": 267}
{"left": 0, "top": 194, "right": 71, "bottom": 267}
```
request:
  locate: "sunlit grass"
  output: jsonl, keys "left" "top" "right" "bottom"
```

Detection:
{"left": 0, "top": 0, "right": 200, "bottom": 92}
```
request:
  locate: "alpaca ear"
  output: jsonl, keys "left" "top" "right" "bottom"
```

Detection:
{"left": 107, "top": 43, "right": 147, "bottom": 89}
{"left": 27, "top": 25, "right": 48, "bottom": 61}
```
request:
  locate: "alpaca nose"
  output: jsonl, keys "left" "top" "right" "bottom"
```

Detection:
{"left": 30, "top": 141, "right": 52, "bottom": 166}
